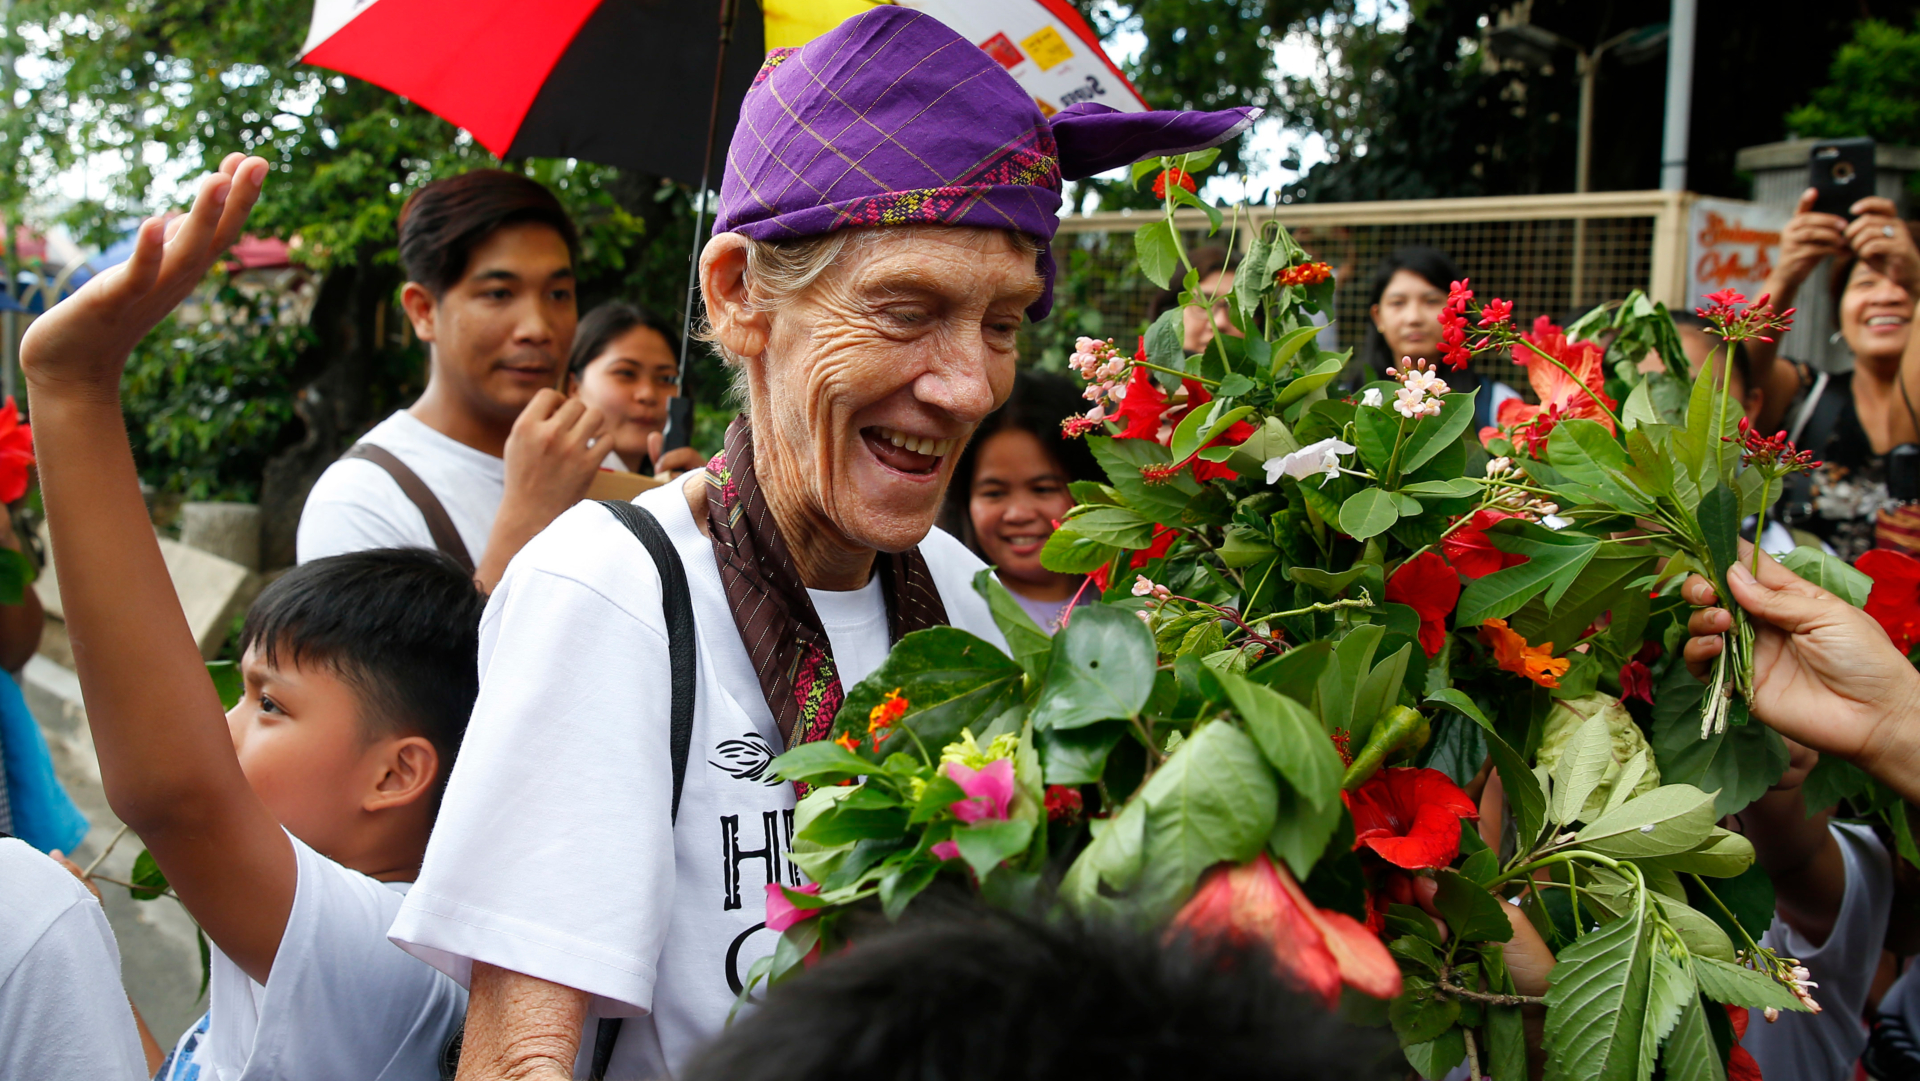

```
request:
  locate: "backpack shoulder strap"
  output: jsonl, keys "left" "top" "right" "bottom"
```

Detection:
{"left": 589, "top": 499, "right": 697, "bottom": 1081}
{"left": 341, "top": 443, "right": 475, "bottom": 574}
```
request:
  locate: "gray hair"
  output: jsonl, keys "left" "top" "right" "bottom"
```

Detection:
{"left": 699, "top": 228, "right": 1043, "bottom": 410}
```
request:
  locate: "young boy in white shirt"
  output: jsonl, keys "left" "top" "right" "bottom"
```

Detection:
{"left": 296, "top": 168, "right": 616, "bottom": 590}
{"left": 21, "top": 154, "right": 479, "bottom": 1081}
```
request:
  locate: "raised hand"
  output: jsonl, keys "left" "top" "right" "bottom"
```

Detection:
{"left": 1771, "top": 188, "right": 1849, "bottom": 295}
{"left": 1844, "top": 195, "right": 1920, "bottom": 298}
{"left": 1683, "top": 546, "right": 1920, "bottom": 801}
{"left": 21, "top": 154, "right": 268, "bottom": 398}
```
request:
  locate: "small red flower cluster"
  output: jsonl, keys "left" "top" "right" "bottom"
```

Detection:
{"left": 1044, "top": 784, "right": 1085, "bottom": 825}
{"left": 1059, "top": 414, "right": 1102, "bottom": 438}
{"left": 1153, "top": 168, "right": 1197, "bottom": 200}
{"left": 1437, "top": 278, "right": 1486, "bottom": 369}
{"left": 834, "top": 688, "right": 910, "bottom": 753}
{"left": 1726, "top": 417, "right": 1822, "bottom": 472}
{"left": 1477, "top": 297, "right": 1513, "bottom": 328}
{"left": 1697, "top": 289, "right": 1796, "bottom": 344}
{"left": 1618, "top": 642, "right": 1660, "bottom": 705}
{"left": 1276, "top": 261, "right": 1332, "bottom": 287}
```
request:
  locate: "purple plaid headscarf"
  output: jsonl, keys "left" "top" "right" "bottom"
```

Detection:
{"left": 713, "top": 6, "right": 1258, "bottom": 320}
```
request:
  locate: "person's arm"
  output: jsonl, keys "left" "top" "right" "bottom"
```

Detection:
{"left": 473, "top": 389, "right": 614, "bottom": 592}
{"left": 18, "top": 154, "right": 297, "bottom": 985}
{"left": 1737, "top": 742, "right": 1848, "bottom": 947}
{"left": 1683, "top": 549, "right": 1920, "bottom": 803}
{"left": 0, "top": 509, "right": 44, "bottom": 670}
{"left": 1749, "top": 190, "right": 1848, "bottom": 434}
{"left": 456, "top": 962, "right": 590, "bottom": 1081}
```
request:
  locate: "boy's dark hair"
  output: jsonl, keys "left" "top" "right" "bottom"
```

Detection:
{"left": 397, "top": 170, "right": 579, "bottom": 297}
{"left": 1362, "top": 245, "right": 1464, "bottom": 374}
{"left": 942, "top": 369, "right": 1102, "bottom": 545}
{"left": 567, "top": 300, "right": 683, "bottom": 377}
{"left": 238, "top": 549, "right": 484, "bottom": 781}
{"left": 680, "top": 907, "right": 1398, "bottom": 1081}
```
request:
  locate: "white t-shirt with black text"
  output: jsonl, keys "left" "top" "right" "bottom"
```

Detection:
{"left": 0, "top": 837, "right": 148, "bottom": 1080}
{"left": 296, "top": 409, "right": 622, "bottom": 565}
{"left": 389, "top": 472, "right": 1008, "bottom": 1078}
{"left": 162, "top": 832, "right": 467, "bottom": 1081}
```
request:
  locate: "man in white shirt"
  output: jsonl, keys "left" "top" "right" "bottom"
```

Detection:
{"left": 297, "top": 169, "right": 614, "bottom": 589}
{"left": 0, "top": 836, "right": 151, "bottom": 1080}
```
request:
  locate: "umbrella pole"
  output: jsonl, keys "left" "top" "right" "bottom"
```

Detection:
{"left": 669, "top": 0, "right": 739, "bottom": 442}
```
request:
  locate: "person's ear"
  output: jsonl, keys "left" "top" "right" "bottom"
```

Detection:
{"left": 701, "top": 234, "right": 769, "bottom": 362}
{"left": 564, "top": 372, "right": 579, "bottom": 396}
{"left": 400, "top": 282, "right": 439, "bottom": 345}
{"left": 363, "top": 735, "right": 440, "bottom": 813}
{"left": 1369, "top": 303, "right": 1385, "bottom": 332}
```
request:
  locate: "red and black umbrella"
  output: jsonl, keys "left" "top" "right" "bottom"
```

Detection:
{"left": 299, "top": 0, "right": 767, "bottom": 188}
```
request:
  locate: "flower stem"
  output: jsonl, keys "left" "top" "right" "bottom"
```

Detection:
{"left": 1687, "top": 873, "right": 1763, "bottom": 954}
{"left": 1513, "top": 336, "right": 1624, "bottom": 431}
{"left": 1135, "top": 360, "right": 1218, "bottom": 387}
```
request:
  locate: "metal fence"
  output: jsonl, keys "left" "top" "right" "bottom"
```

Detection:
{"left": 1027, "top": 190, "right": 1691, "bottom": 387}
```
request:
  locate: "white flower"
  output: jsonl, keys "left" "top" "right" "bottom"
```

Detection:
{"left": 1763, "top": 1007, "right": 1780, "bottom": 1023}
{"left": 1131, "top": 575, "right": 1157, "bottom": 597}
{"left": 1487, "top": 456, "right": 1513, "bottom": 476}
{"left": 1265, "top": 438, "right": 1357, "bottom": 485}
{"left": 1394, "top": 386, "right": 1444, "bottom": 419}
{"left": 1542, "top": 514, "right": 1570, "bottom": 530}
{"left": 1361, "top": 387, "right": 1384, "bottom": 408}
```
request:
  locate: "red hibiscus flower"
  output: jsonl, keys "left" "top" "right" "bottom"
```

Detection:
{"left": 1726, "top": 1004, "right": 1763, "bottom": 1081}
{"left": 1385, "top": 551, "right": 1461, "bottom": 658}
{"left": 1442, "top": 509, "right": 1526, "bottom": 579}
{"left": 1857, "top": 548, "right": 1920, "bottom": 652}
{"left": 1171, "top": 852, "right": 1402, "bottom": 1008}
{"left": 1173, "top": 379, "right": 1258, "bottom": 482}
{"left": 1482, "top": 317, "right": 1616, "bottom": 451}
{"left": 1130, "top": 524, "right": 1178, "bottom": 569}
{"left": 1619, "top": 642, "right": 1659, "bottom": 705}
{"left": 0, "top": 399, "right": 34, "bottom": 504}
{"left": 1114, "top": 351, "right": 1168, "bottom": 442}
{"left": 1344, "top": 766, "right": 1479, "bottom": 870}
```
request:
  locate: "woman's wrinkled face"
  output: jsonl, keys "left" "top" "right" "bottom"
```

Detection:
{"left": 969, "top": 429, "right": 1076, "bottom": 589}
{"left": 751, "top": 227, "right": 1043, "bottom": 553}
{"left": 1841, "top": 260, "right": 1913, "bottom": 367}
{"left": 1371, "top": 269, "right": 1447, "bottom": 365}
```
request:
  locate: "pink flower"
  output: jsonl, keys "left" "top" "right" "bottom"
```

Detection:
{"left": 931, "top": 839, "right": 961, "bottom": 861}
{"left": 764, "top": 882, "right": 822, "bottom": 932}
{"left": 946, "top": 758, "right": 1015, "bottom": 823}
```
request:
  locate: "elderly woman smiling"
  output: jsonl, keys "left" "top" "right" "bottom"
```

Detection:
{"left": 387, "top": 10, "right": 1254, "bottom": 1079}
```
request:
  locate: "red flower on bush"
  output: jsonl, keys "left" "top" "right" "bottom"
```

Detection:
{"left": 1044, "top": 785, "right": 1085, "bottom": 825}
{"left": 1856, "top": 548, "right": 1920, "bottom": 652}
{"left": 1619, "top": 642, "right": 1659, "bottom": 705}
{"left": 1344, "top": 766, "right": 1479, "bottom": 870}
{"left": 1439, "top": 279, "right": 1474, "bottom": 369}
{"left": 1385, "top": 551, "right": 1460, "bottom": 657}
{"left": 0, "top": 399, "right": 34, "bottom": 504}
{"left": 1482, "top": 317, "right": 1616, "bottom": 452}
{"left": 1173, "top": 379, "right": 1258, "bottom": 483}
{"left": 1153, "top": 168, "right": 1197, "bottom": 200}
{"left": 1442, "top": 509, "right": 1526, "bottom": 579}
{"left": 1477, "top": 297, "right": 1514, "bottom": 328}
{"left": 1113, "top": 349, "right": 1168, "bottom": 442}
{"left": 1130, "top": 524, "right": 1178, "bottom": 570}
{"left": 1171, "top": 852, "right": 1401, "bottom": 1008}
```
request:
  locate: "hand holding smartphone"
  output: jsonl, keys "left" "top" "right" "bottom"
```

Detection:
{"left": 1810, "top": 138, "right": 1876, "bottom": 218}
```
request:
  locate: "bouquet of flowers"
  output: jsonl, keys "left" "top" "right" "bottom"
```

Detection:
{"left": 752, "top": 153, "right": 1853, "bottom": 1081}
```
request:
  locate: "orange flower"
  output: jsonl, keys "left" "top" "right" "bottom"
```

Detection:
{"left": 1478, "top": 618, "right": 1569, "bottom": 688}
{"left": 834, "top": 730, "right": 861, "bottom": 753}
{"left": 867, "top": 688, "right": 909, "bottom": 744}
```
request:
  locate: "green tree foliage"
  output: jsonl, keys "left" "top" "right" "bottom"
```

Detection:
{"left": 1786, "top": 15, "right": 1920, "bottom": 146}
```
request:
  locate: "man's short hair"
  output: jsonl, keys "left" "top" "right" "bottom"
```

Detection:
{"left": 397, "top": 169, "right": 579, "bottom": 296}
{"left": 238, "top": 548, "right": 484, "bottom": 779}
{"left": 680, "top": 906, "right": 1399, "bottom": 1081}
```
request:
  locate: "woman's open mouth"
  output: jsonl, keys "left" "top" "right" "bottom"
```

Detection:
{"left": 863, "top": 425, "right": 955, "bottom": 476}
{"left": 1001, "top": 533, "right": 1049, "bottom": 557}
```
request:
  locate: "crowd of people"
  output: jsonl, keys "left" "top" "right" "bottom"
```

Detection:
{"left": 6, "top": 6, "right": 1920, "bottom": 1081}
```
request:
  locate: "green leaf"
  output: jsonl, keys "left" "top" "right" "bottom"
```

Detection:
{"left": 1660, "top": 994, "right": 1729, "bottom": 1081}
{"left": 1432, "top": 870, "right": 1515, "bottom": 943}
{"left": 1691, "top": 957, "right": 1812, "bottom": 1012}
{"left": 1267, "top": 324, "right": 1324, "bottom": 377}
{"left": 1621, "top": 381, "right": 1660, "bottom": 431}
{"left": 1642, "top": 948, "right": 1694, "bottom": 1080}
{"left": 798, "top": 803, "right": 910, "bottom": 846}
{"left": 1575, "top": 784, "right": 1719, "bottom": 859}
{"left": 1088, "top": 437, "right": 1204, "bottom": 526}
{"left": 129, "top": 849, "right": 169, "bottom": 901}
{"left": 1404, "top": 1029, "right": 1467, "bottom": 1080}
{"left": 1697, "top": 484, "right": 1742, "bottom": 593}
{"left": 1457, "top": 525, "right": 1601, "bottom": 628}
{"left": 1648, "top": 665, "right": 1790, "bottom": 817}
{"left": 1060, "top": 797, "right": 1147, "bottom": 914}
{"left": 1399, "top": 388, "right": 1479, "bottom": 475}
{"left": 1221, "top": 674, "right": 1343, "bottom": 810}
{"left": 1246, "top": 639, "right": 1332, "bottom": 704}
{"left": 1134, "top": 218, "right": 1182, "bottom": 289}
{"left": 1428, "top": 689, "right": 1547, "bottom": 851}
{"left": 1550, "top": 716, "right": 1616, "bottom": 826}
{"left": 1339, "top": 487, "right": 1401, "bottom": 540}
{"left": 1778, "top": 545, "right": 1873, "bottom": 607}
{"left": 1036, "top": 722, "right": 1126, "bottom": 785}
{"left": 1029, "top": 604, "right": 1157, "bottom": 731}
{"left": 1348, "top": 643, "right": 1412, "bottom": 748}
{"left": 771, "top": 741, "right": 876, "bottom": 784}
{"left": 1145, "top": 307, "right": 1185, "bottom": 374}
{"left": 830, "top": 627, "right": 1027, "bottom": 759}
{"left": 1509, "top": 548, "right": 1657, "bottom": 660}
{"left": 1289, "top": 563, "right": 1370, "bottom": 598}
{"left": 1235, "top": 234, "right": 1273, "bottom": 320}
{"left": 206, "top": 660, "right": 244, "bottom": 711}
{"left": 1638, "top": 828, "right": 1756, "bottom": 878}
{"left": 1038, "top": 526, "right": 1121, "bottom": 574}
{"left": 1132, "top": 720, "right": 1281, "bottom": 917}
{"left": 1401, "top": 477, "right": 1482, "bottom": 499}
{"left": 1548, "top": 419, "right": 1653, "bottom": 513}
{"left": 1060, "top": 504, "right": 1156, "bottom": 549}
{"left": 1802, "top": 754, "right": 1875, "bottom": 812}
{"left": 953, "top": 818, "right": 1035, "bottom": 884}
{"left": 1277, "top": 357, "right": 1346, "bottom": 407}
{"left": 1267, "top": 781, "right": 1344, "bottom": 878}
{"left": 1392, "top": 983, "right": 1463, "bottom": 1046}
{"left": 1543, "top": 907, "right": 1652, "bottom": 1081}
{"left": 1318, "top": 624, "right": 1385, "bottom": 736}
{"left": 879, "top": 858, "right": 940, "bottom": 920}
{"left": 971, "top": 569, "right": 1052, "bottom": 680}
{"left": 1687, "top": 864, "right": 1777, "bottom": 945}
{"left": 1484, "top": 947, "right": 1530, "bottom": 1081}
{"left": 1170, "top": 402, "right": 1255, "bottom": 464}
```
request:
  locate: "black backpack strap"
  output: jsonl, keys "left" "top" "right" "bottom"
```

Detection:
{"left": 341, "top": 443, "right": 476, "bottom": 574}
{"left": 589, "top": 499, "right": 697, "bottom": 1080}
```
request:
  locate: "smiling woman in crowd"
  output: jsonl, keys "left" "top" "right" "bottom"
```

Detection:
{"left": 384, "top": 9, "right": 1255, "bottom": 1080}
{"left": 1747, "top": 190, "right": 1920, "bottom": 560}
{"left": 944, "top": 370, "right": 1102, "bottom": 632}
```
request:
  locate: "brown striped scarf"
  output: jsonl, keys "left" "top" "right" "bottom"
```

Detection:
{"left": 703, "top": 418, "right": 948, "bottom": 752}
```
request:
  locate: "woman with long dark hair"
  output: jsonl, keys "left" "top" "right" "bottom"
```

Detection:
{"left": 1362, "top": 246, "right": 1519, "bottom": 429}
{"left": 566, "top": 301, "right": 707, "bottom": 478}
